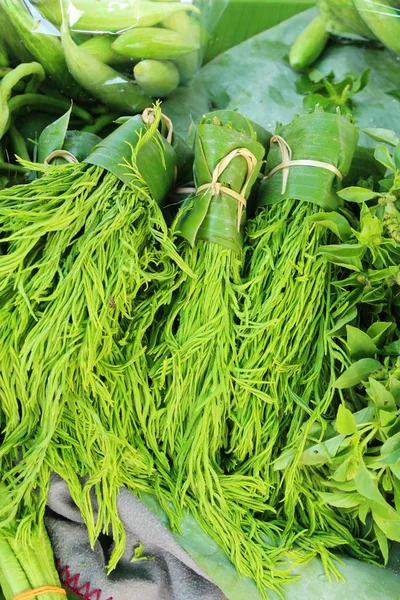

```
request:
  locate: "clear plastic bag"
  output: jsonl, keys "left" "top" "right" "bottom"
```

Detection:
{"left": 1, "top": 0, "right": 229, "bottom": 111}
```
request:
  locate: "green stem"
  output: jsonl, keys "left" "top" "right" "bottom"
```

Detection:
{"left": 8, "top": 94, "right": 93, "bottom": 123}
{"left": 0, "top": 161, "right": 30, "bottom": 173}
{"left": 81, "top": 113, "right": 119, "bottom": 135}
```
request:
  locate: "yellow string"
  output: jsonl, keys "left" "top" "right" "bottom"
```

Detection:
{"left": 265, "top": 134, "right": 343, "bottom": 194}
{"left": 141, "top": 107, "right": 174, "bottom": 144}
{"left": 12, "top": 586, "right": 66, "bottom": 600}
{"left": 44, "top": 150, "right": 79, "bottom": 165}
{"left": 196, "top": 147, "right": 258, "bottom": 231}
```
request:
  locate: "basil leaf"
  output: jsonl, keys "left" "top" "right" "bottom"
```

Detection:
{"left": 380, "top": 433, "right": 400, "bottom": 465}
{"left": 374, "top": 144, "right": 396, "bottom": 173}
{"left": 368, "top": 379, "right": 397, "bottom": 412}
{"left": 346, "top": 325, "right": 378, "bottom": 360}
{"left": 317, "top": 244, "right": 365, "bottom": 271}
{"left": 363, "top": 128, "right": 400, "bottom": 147}
{"left": 338, "top": 186, "right": 380, "bottom": 203}
{"left": 336, "top": 404, "right": 357, "bottom": 435}
{"left": 307, "top": 211, "right": 352, "bottom": 241}
{"left": 335, "top": 359, "right": 383, "bottom": 389}
{"left": 374, "top": 523, "right": 389, "bottom": 565}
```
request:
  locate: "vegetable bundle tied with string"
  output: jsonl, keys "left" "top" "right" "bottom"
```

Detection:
{"left": 228, "top": 111, "right": 366, "bottom": 565}
{"left": 0, "top": 104, "right": 190, "bottom": 576}
{"left": 149, "top": 112, "right": 310, "bottom": 598}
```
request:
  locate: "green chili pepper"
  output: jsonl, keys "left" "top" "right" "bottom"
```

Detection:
{"left": 134, "top": 60, "right": 180, "bottom": 97}
{"left": 0, "top": 62, "right": 45, "bottom": 138}
{"left": 289, "top": 15, "right": 329, "bottom": 70}
{"left": 69, "top": 0, "right": 200, "bottom": 33}
{"left": 79, "top": 36, "right": 129, "bottom": 66}
{"left": 112, "top": 27, "right": 200, "bottom": 61}
{"left": 61, "top": 23, "right": 151, "bottom": 113}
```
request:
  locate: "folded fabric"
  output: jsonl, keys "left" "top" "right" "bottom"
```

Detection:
{"left": 46, "top": 477, "right": 226, "bottom": 600}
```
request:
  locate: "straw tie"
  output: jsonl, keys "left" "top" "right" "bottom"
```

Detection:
{"left": 44, "top": 150, "right": 79, "bottom": 165}
{"left": 12, "top": 586, "right": 66, "bottom": 600}
{"left": 196, "top": 147, "right": 258, "bottom": 230}
{"left": 142, "top": 107, "right": 174, "bottom": 145}
{"left": 265, "top": 134, "right": 343, "bottom": 194}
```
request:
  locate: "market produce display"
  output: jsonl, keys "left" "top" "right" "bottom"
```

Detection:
{"left": 0, "top": 3, "right": 400, "bottom": 600}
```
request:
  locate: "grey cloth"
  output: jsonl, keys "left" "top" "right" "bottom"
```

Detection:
{"left": 46, "top": 478, "right": 225, "bottom": 600}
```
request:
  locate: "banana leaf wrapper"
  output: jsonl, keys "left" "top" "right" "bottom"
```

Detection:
{"left": 147, "top": 114, "right": 310, "bottom": 599}
{"left": 178, "top": 110, "right": 267, "bottom": 253}
{"left": 258, "top": 110, "right": 358, "bottom": 210}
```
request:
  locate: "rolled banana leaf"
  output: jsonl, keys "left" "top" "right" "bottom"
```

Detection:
{"left": 259, "top": 110, "right": 358, "bottom": 211}
{"left": 178, "top": 110, "right": 268, "bottom": 253}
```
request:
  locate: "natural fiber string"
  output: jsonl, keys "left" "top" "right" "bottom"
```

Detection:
{"left": 265, "top": 135, "right": 343, "bottom": 194}
{"left": 141, "top": 107, "right": 173, "bottom": 145}
{"left": 196, "top": 147, "right": 258, "bottom": 230}
{"left": 12, "top": 586, "right": 66, "bottom": 600}
{"left": 141, "top": 107, "right": 177, "bottom": 185}
{"left": 44, "top": 150, "right": 79, "bottom": 165}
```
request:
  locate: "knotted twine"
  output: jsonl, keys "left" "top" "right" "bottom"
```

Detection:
{"left": 176, "top": 147, "right": 258, "bottom": 231}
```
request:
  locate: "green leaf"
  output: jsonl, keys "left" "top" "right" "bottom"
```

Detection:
{"left": 374, "top": 144, "right": 396, "bottom": 173}
{"left": 394, "top": 143, "right": 400, "bottom": 171}
{"left": 63, "top": 131, "right": 101, "bottom": 163}
{"left": 37, "top": 106, "right": 72, "bottom": 164}
{"left": 336, "top": 404, "right": 357, "bottom": 435}
{"left": 329, "top": 305, "right": 358, "bottom": 336}
{"left": 389, "top": 376, "right": 400, "bottom": 406}
{"left": 367, "top": 322, "right": 394, "bottom": 346}
{"left": 332, "top": 455, "right": 360, "bottom": 482}
{"left": 346, "top": 325, "right": 378, "bottom": 359}
{"left": 393, "top": 476, "right": 400, "bottom": 512}
{"left": 370, "top": 499, "right": 400, "bottom": 542}
{"left": 368, "top": 378, "right": 397, "bottom": 412}
{"left": 363, "top": 128, "right": 400, "bottom": 147}
{"left": 317, "top": 244, "right": 365, "bottom": 271}
{"left": 337, "top": 186, "right": 380, "bottom": 203}
{"left": 384, "top": 340, "right": 400, "bottom": 356}
{"left": 380, "top": 433, "right": 400, "bottom": 465}
{"left": 354, "top": 460, "right": 387, "bottom": 507}
{"left": 318, "top": 491, "right": 363, "bottom": 508}
{"left": 307, "top": 211, "right": 352, "bottom": 241}
{"left": 374, "top": 523, "right": 389, "bottom": 565}
{"left": 379, "top": 410, "right": 397, "bottom": 428}
{"left": 335, "top": 359, "right": 383, "bottom": 389}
